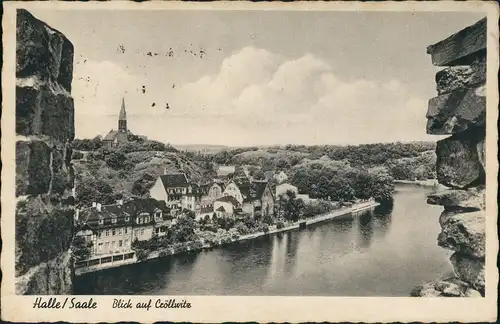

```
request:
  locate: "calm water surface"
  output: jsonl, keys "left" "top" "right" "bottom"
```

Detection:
{"left": 74, "top": 184, "right": 453, "bottom": 296}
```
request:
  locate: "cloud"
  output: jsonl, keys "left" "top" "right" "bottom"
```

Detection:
{"left": 74, "top": 47, "right": 434, "bottom": 145}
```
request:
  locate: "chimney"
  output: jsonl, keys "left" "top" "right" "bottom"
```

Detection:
{"left": 96, "top": 203, "right": 102, "bottom": 211}
{"left": 92, "top": 202, "right": 97, "bottom": 208}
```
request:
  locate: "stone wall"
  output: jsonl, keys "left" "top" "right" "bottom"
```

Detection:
{"left": 15, "top": 9, "right": 76, "bottom": 295}
{"left": 411, "top": 18, "right": 486, "bottom": 297}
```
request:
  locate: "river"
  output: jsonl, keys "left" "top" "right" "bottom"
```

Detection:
{"left": 74, "top": 184, "right": 454, "bottom": 296}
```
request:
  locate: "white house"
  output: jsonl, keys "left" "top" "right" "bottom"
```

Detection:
{"left": 223, "top": 181, "right": 244, "bottom": 204}
{"left": 213, "top": 195, "right": 241, "bottom": 217}
{"left": 223, "top": 179, "right": 275, "bottom": 217}
{"left": 149, "top": 172, "right": 190, "bottom": 208}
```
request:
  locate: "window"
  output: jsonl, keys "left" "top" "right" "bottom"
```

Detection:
{"left": 118, "top": 240, "right": 123, "bottom": 247}
{"left": 112, "top": 229, "right": 116, "bottom": 236}
{"left": 118, "top": 228, "right": 122, "bottom": 235}
{"left": 124, "top": 239, "right": 129, "bottom": 246}
{"left": 97, "top": 231, "right": 102, "bottom": 238}
{"left": 124, "top": 228, "right": 128, "bottom": 234}
{"left": 125, "top": 216, "right": 130, "bottom": 222}
{"left": 112, "top": 217, "right": 117, "bottom": 224}
{"left": 105, "top": 230, "right": 110, "bottom": 237}
{"left": 98, "top": 218, "right": 103, "bottom": 225}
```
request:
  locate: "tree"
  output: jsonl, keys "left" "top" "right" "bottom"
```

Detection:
{"left": 281, "top": 190, "right": 304, "bottom": 222}
{"left": 253, "top": 169, "right": 266, "bottom": 180}
{"left": 174, "top": 214, "right": 197, "bottom": 242}
{"left": 72, "top": 236, "right": 93, "bottom": 262}
{"left": 105, "top": 151, "right": 131, "bottom": 170}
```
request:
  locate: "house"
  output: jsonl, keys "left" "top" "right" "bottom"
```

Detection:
{"left": 216, "top": 165, "right": 236, "bottom": 178}
{"left": 273, "top": 171, "right": 288, "bottom": 184}
{"left": 196, "top": 197, "right": 215, "bottom": 220}
{"left": 181, "top": 183, "right": 202, "bottom": 211}
{"left": 204, "top": 181, "right": 225, "bottom": 201}
{"left": 222, "top": 178, "right": 275, "bottom": 217}
{"left": 102, "top": 97, "right": 130, "bottom": 148}
{"left": 149, "top": 172, "right": 190, "bottom": 208}
{"left": 74, "top": 199, "right": 171, "bottom": 257}
{"left": 213, "top": 195, "right": 241, "bottom": 218}
{"left": 276, "top": 183, "right": 299, "bottom": 199}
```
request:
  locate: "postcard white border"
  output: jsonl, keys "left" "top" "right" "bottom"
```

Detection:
{"left": 2, "top": 1, "right": 499, "bottom": 322}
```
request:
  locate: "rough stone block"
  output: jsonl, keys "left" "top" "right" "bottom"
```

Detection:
{"left": 435, "top": 58, "right": 486, "bottom": 95}
{"left": 16, "top": 140, "right": 51, "bottom": 196}
{"left": 450, "top": 252, "right": 485, "bottom": 292}
{"left": 427, "top": 86, "right": 485, "bottom": 135}
{"left": 16, "top": 9, "right": 74, "bottom": 92}
{"left": 16, "top": 139, "right": 72, "bottom": 197}
{"left": 427, "top": 186, "right": 485, "bottom": 211}
{"left": 436, "top": 135, "right": 484, "bottom": 189}
{"left": 427, "top": 18, "right": 486, "bottom": 66}
{"left": 410, "top": 277, "right": 482, "bottom": 297}
{"left": 438, "top": 211, "right": 485, "bottom": 259}
{"left": 16, "top": 85, "right": 75, "bottom": 142}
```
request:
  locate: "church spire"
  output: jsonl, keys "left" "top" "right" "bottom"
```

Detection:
{"left": 118, "top": 97, "right": 127, "bottom": 132}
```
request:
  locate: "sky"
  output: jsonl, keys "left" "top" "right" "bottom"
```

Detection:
{"left": 29, "top": 9, "right": 485, "bottom": 146}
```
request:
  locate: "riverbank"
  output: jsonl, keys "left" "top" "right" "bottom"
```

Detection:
{"left": 75, "top": 200, "right": 379, "bottom": 276}
{"left": 394, "top": 179, "right": 441, "bottom": 187}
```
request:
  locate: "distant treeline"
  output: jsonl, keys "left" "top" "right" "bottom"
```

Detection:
{"left": 183, "top": 142, "right": 437, "bottom": 181}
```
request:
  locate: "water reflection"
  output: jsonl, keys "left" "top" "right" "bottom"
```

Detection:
{"left": 74, "top": 185, "right": 453, "bottom": 296}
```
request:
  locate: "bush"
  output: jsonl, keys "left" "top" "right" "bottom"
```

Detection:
{"left": 135, "top": 249, "right": 149, "bottom": 261}
{"left": 262, "top": 214, "right": 273, "bottom": 225}
{"left": 276, "top": 220, "right": 285, "bottom": 229}
{"left": 235, "top": 222, "right": 250, "bottom": 235}
{"left": 258, "top": 223, "right": 269, "bottom": 233}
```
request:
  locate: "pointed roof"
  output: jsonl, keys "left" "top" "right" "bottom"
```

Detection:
{"left": 119, "top": 97, "right": 127, "bottom": 120}
{"left": 159, "top": 173, "right": 189, "bottom": 188}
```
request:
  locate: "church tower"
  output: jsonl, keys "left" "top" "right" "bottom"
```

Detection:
{"left": 118, "top": 97, "right": 127, "bottom": 133}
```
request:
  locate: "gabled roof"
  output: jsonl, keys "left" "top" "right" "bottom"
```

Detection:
{"left": 215, "top": 195, "right": 241, "bottom": 207}
{"left": 103, "top": 130, "right": 119, "bottom": 141}
{"left": 160, "top": 173, "right": 189, "bottom": 188}
{"left": 216, "top": 206, "right": 226, "bottom": 212}
{"left": 77, "top": 198, "right": 168, "bottom": 229}
{"left": 231, "top": 179, "right": 270, "bottom": 203}
{"left": 103, "top": 130, "right": 128, "bottom": 142}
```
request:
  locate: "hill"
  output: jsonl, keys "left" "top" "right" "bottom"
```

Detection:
{"left": 72, "top": 140, "right": 213, "bottom": 208}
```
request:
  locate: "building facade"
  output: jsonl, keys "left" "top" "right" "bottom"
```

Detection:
{"left": 75, "top": 199, "right": 171, "bottom": 258}
{"left": 102, "top": 97, "right": 129, "bottom": 148}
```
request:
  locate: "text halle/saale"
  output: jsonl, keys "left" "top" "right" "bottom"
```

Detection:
{"left": 33, "top": 297, "right": 97, "bottom": 309}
